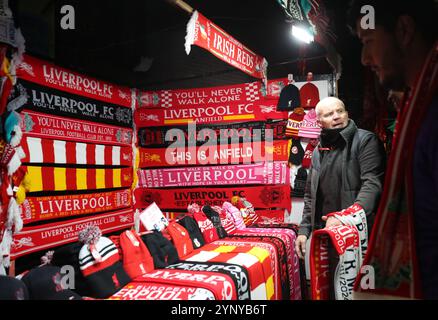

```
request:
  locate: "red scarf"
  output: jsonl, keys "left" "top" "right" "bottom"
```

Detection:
{"left": 354, "top": 43, "right": 438, "bottom": 299}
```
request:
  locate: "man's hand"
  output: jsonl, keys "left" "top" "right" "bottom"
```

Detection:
{"left": 295, "top": 235, "right": 308, "bottom": 259}
{"left": 322, "top": 215, "right": 343, "bottom": 228}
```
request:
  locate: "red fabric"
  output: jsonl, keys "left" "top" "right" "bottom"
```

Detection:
{"left": 119, "top": 230, "right": 154, "bottom": 279}
{"left": 165, "top": 221, "right": 194, "bottom": 258}
{"left": 301, "top": 139, "right": 318, "bottom": 169}
{"left": 192, "top": 211, "right": 219, "bottom": 243}
{"left": 300, "top": 82, "right": 320, "bottom": 108}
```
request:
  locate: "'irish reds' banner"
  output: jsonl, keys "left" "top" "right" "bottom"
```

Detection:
{"left": 134, "top": 185, "right": 291, "bottom": 210}
{"left": 20, "top": 110, "right": 133, "bottom": 146}
{"left": 185, "top": 11, "right": 267, "bottom": 80}
{"left": 16, "top": 54, "right": 133, "bottom": 107}
{"left": 134, "top": 103, "right": 286, "bottom": 127}
{"left": 11, "top": 208, "right": 134, "bottom": 259}
{"left": 137, "top": 162, "right": 289, "bottom": 188}
{"left": 21, "top": 189, "right": 132, "bottom": 224}
{"left": 138, "top": 140, "right": 289, "bottom": 167}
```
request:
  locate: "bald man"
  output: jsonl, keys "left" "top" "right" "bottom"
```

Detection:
{"left": 295, "top": 97, "right": 386, "bottom": 260}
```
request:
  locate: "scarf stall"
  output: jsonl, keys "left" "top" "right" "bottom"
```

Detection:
{"left": 3, "top": 54, "right": 137, "bottom": 277}
{"left": 0, "top": 1, "right": 339, "bottom": 300}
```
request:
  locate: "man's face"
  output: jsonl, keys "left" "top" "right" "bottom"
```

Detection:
{"left": 357, "top": 23, "right": 406, "bottom": 90}
{"left": 317, "top": 103, "right": 349, "bottom": 129}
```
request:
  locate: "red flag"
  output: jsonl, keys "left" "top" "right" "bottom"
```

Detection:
{"left": 185, "top": 11, "right": 267, "bottom": 81}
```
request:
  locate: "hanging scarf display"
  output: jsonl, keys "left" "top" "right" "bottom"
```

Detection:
{"left": 354, "top": 43, "right": 438, "bottom": 299}
{"left": 138, "top": 140, "right": 289, "bottom": 168}
{"left": 13, "top": 80, "right": 132, "bottom": 127}
{"left": 134, "top": 185, "right": 291, "bottom": 211}
{"left": 138, "top": 81, "right": 264, "bottom": 108}
{"left": 26, "top": 166, "right": 133, "bottom": 192}
{"left": 108, "top": 282, "right": 216, "bottom": 300}
{"left": 10, "top": 208, "right": 134, "bottom": 259}
{"left": 21, "top": 136, "right": 132, "bottom": 166}
{"left": 16, "top": 54, "right": 133, "bottom": 107}
{"left": 20, "top": 110, "right": 133, "bottom": 146}
{"left": 134, "top": 103, "right": 287, "bottom": 127}
{"left": 21, "top": 189, "right": 132, "bottom": 224}
{"left": 137, "top": 162, "right": 290, "bottom": 188}
{"left": 185, "top": 11, "right": 268, "bottom": 81}
{"left": 137, "top": 119, "right": 287, "bottom": 148}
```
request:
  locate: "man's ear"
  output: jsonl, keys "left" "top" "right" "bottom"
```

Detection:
{"left": 395, "top": 15, "right": 416, "bottom": 50}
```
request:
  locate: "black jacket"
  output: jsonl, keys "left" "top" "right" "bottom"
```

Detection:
{"left": 298, "top": 120, "right": 386, "bottom": 238}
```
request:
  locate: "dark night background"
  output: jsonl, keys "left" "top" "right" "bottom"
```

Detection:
{"left": 10, "top": 0, "right": 368, "bottom": 122}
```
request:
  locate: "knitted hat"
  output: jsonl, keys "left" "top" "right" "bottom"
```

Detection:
{"left": 222, "top": 201, "right": 246, "bottom": 230}
{"left": 0, "top": 275, "right": 29, "bottom": 300}
{"left": 202, "top": 205, "right": 227, "bottom": 239}
{"left": 300, "top": 82, "right": 320, "bottom": 108}
{"left": 166, "top": 221, "right": 194, "bottom": 258}
{"left": 140, "top": 230, "right": 179, "bottom": 269}
{"left": 298, "top": 108, "right": 321, "bottom": 138}
{"left": 286, "top": 107, "right": 305, "bottom": 138}
{"left": 21, "top": 265, "right": 82, "bottom": 300}
{"left": 212, "top": 205, "right": 237, "bottom": 235}
{"left": 51, "top": 241, "right": 92, "bottom": 296}
{"left": 289, "top": 138, "right": 305, "bottom": 165}
{"left": 78, "top": 226, "right": 131, "bottom": 299}
{"left": 119, "top": 230, "right": 154, "bottom": 279}
{"left": 292, "top": 167, "right": 308, "bottom": 198}
{"left": 177, "top": 216, "right": 205, "bottom": 249}
{"left": 302, "top": 139, "right": 318, "bottom": 169}
{"left": 230, "top": 196, "right": 260, "bottom": 227}
{"left": 193, "top": 210, "right": 219, "bottom": 243}
{"left": 277, "top": 84, "right": 301, "bottom": 111}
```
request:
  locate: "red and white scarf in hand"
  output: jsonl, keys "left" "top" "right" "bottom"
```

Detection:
{"left": 310, "top": 204, "right": 368, "bottom": 300}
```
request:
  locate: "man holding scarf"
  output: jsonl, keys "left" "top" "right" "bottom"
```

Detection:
{"left": 294, "top": 97, "right": 386, "bottom": 298}
{"left": 347, "top": 0, "right": 438, "bottom": 299}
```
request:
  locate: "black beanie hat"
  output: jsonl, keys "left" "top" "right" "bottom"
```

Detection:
{"left": 177, "top": 216, "right": 205, "bottom": 249}
{"left": 292, "top": 167, "right": 308, "bottom": 198}
{"left": 0, "top": 275, "right": 29, "bottom": 300}
{"left": 289, "top": 138, "right": 305, "bottom": 165}
{"left": 140, "top": 231, "right": 179, "bottom": 269}
{"left": 21, "top": 265, "right": 83, "bottom": 300}
{"left": 277, "top": 84, "right": 301, "bottom": 111}
{"left": 202, "top": 205, "right": 228, "bottom": 239}
{"left": 51, "top": 242, "right": 93, "bottom": 296}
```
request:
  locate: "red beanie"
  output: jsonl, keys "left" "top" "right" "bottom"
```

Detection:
{"left": 166, "top": 221, "right": 194, "bottom": 258}
{"left": 119, "top": 230, "right": 154, "bottom": 279}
